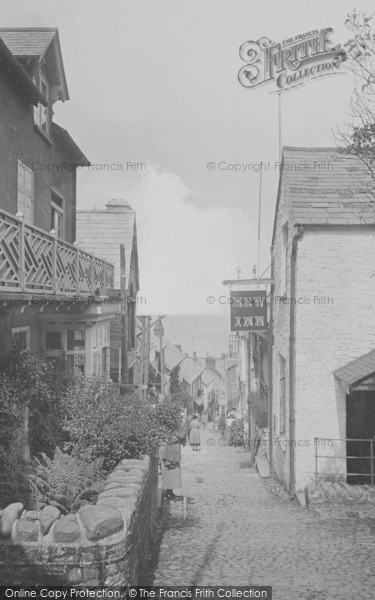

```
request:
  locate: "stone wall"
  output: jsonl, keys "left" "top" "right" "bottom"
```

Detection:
{"left": 294, "top": 227, "right": 375, "bottom": 489}
{"left": 0, "top": 455, "right": 158, "bottom": 585}
{"left": 272, "top": 171, "right": 375, "bottom": 491}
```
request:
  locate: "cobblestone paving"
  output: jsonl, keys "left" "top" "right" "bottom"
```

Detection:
{"left": 145, "top": 428, "right": 375, "bottom": 600}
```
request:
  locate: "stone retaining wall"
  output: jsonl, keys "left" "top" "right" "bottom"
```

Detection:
{"left": 0, "top": 455, "right": 158, "bottom": 585}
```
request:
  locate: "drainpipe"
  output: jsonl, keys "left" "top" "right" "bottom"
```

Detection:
{"left": 289, "top": 226, "right": 304, "bottom": 495}
{"left": 268, "top": 244, "right": 274, "bottom": 472}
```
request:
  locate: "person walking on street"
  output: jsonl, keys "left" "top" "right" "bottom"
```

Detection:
{"left": 159, "top": 431, "right": 184, "bottom": 500}
{"left": 189, "top": 414, "right": 201, "bottom": 450}
{"left": 218, "top": 415, "right": 226, "bottom": 438}
{"left": 201, "top": 411, "right": 208, "bottom": 430}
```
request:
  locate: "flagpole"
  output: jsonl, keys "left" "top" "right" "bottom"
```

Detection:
{"left": 257, "top": 168, "right": 262, "bottom": 277}
{"left": 278, "top": 91, "right": 282, "bottom": 162}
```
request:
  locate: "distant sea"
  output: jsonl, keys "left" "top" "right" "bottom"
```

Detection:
{"left": 163, "top": 314, "right": 231, "bottom": 357}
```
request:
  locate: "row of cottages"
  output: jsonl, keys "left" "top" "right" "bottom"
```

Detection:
{"left": 0, "top": 28, "right": 122, "bottom": 377}
{"left": 180, "top": 356, "right": 206, "bottom": 413}
{"left": 75, "top": 200, "right": 139, "bottom": 382}
{"left": 149, "top": 334, "right": 187, "bottom": 397}
{"left": 179, "top": 353, "right": 241, "bottom": 417}
{"left": 271, "top": 146, "right": 375, "bottom": 492}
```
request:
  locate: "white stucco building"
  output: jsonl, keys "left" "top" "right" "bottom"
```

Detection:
{"left": 271, "top": 147, "right": 375, "bottom": 492}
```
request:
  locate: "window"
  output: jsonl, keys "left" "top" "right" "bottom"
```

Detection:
{"left": 17, "top": 159, "right": 34, "bottom": 224}
{"left": 11, "top": 327, "right": 30, "bottom": 351}
{"left": 279, "top": 354, "right": 286, "bottom": 435}
{"left": 45, "top": 331, "right": 63, "bottom": 351}
{"left": 51, "top": 190, "right": 64, "bottom": 239}
{"left": 33, "top": 73, "right": 50, "bottom": 135}
{"left": 280, "top": 223, "right": 288, "bottom": 296}
{"left": 67, "top": 329, "right": 85, "bottom": 351}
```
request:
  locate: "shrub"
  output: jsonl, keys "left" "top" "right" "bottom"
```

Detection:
{"left": 228, "top": 418, "right": 245, "bottom": 447}
{"left": 0, "top": 351, "right": 64, "bottom": 506}
{"left": 27, "top": 447, "right": 105, "bottom": 513}
{"left": 61, "top": 376, "right": 183, "bottom": 470}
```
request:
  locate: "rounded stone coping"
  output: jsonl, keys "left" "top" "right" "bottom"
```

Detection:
{"left": 0, "top": 456, "right": 151, "bottom": 548}
{"left": 305, "top": 481, "right": 375, "bottom": 507}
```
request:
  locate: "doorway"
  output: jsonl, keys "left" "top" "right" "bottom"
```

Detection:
{"left": 346, "top": 390, "right": 375, "bottom": 484}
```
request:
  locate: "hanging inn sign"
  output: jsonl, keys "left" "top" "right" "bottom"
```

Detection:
{"left": 230, "top": 290, "right": 267, "bottom": 332}
{"left": 238, "top": 28, "right": 346, "bottom": 91}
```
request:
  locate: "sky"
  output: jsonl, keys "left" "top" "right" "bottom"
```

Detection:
{"left": 2, "top": 0, "right": 374, "bottom": 352}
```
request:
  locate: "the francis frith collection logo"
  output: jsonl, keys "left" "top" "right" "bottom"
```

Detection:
{"left": 238, "top": 28, "right": 346, "bottom": 91}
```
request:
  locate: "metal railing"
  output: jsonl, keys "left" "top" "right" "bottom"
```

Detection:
{"left": 0, "top": 208, "right": 114, "bottom": 296}
{"left": 314, "top": 437, "right": 374, "bottom": 485}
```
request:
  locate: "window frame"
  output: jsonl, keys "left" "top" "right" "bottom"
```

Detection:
{"left": 11, "top": 326, "right": 31, "bottom": 351}
{"left": 17, "top": 158, "right": 34, "bottom": 224}
{"left": 51, "top": 187, "right": 65, "bottom": 239}
{"left": 33, "top": 72, "right": 50, "bottom": 137}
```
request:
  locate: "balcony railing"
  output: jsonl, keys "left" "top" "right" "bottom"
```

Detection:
{"left": 0, "top": 209, "right": 114, "bottom": 296}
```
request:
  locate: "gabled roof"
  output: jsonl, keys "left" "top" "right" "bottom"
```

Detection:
{"left": 0, "top": 37, "right": 46, "bottom": 105}
{"left": 180, "top": 357, "right": 205, "bottom": 385}
{"left": 52, "top": 123, "right": 90, "bottom": 166}
{"left": 272, "top": 147, "right": 375, "bottom": 243}
{"left": 201, "top": 370, "right": 215, "bottom": 386}
{"left": 0, "top": 28, "right": 56, "bottom": 56}
{"left": 163, "top": 342, "right": 186, "bottom": 372}
{"left": 0, "top": 28, "right": 69, "bottom": 101}
{"left": 334, "top": 349, "right": 375, "bottom": 385}
{"left": 76, "top": 200, "right": 139, "bottom": 291}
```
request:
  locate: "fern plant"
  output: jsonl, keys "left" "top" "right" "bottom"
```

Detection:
{"left": 27, "top": 447, "right": 105, "bottom": 513}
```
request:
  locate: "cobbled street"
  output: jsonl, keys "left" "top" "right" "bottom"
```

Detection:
{"left": 146, "top": 428, "right": 375, "bottom": 600}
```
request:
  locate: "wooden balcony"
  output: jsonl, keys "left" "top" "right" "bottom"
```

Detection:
{"left": 0, "top": 209, "right": 114, "bottom": 297}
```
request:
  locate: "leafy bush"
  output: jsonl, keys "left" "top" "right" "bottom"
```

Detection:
{"left": 0, "top": 351, "right": 64, "bottom": 506}
{"left": 27, "top": 447, "right": 105, "bottom": 513}
{"left": 228, "top": 418, "right": 245, "bottom": 447}
{"left": 61, "top": 376, "right": 183, "bottom": 470}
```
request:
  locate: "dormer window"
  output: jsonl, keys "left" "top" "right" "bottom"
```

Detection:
{"left": 33, "top": 73, "right": 50, "bottom": 136}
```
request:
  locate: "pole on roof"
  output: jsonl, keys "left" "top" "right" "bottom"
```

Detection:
{"left": 120, "top": 244, "right": 128, "bottom": 386}
{"left": 278, "top": 92, "right": 282, "bottom": 162}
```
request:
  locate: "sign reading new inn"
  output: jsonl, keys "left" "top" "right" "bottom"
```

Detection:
{"left": 238, "top": 28, "right": 346, "bottom": 91}
{"left": 230, "top": 291, "right": 267, "bottom": 332}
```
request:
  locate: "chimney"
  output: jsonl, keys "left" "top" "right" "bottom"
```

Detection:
{"left": 193, "top": 351, "right": 197, "bottom": 362}
{"left": 221, "top": 352, "right": 227, "bottom": 360}
{"left": 105, "top": 199, "right": 133, "bottom": 213}
{"left": 206, "top": 357, "right": 215, "bottom": 372}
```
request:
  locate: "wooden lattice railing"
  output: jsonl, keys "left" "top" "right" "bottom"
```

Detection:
{"left": 0, "top": 209, "right": 114, "bottom": 295}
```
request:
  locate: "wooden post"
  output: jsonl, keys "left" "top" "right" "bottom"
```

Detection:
{"left": 120, "top": 244, "right": 128, "bottom": 386}
{"left": 145, "top": 316, "right": 151, "bottom": 389}
{"left": 17, "top": 213, "right": 25, "bottom": 291}
{"left": 90, "top": 254, "right": 95, "bottom": 295}
{"left": 159, "top": 315, "right": 165, "bottom": 400}
{"left": 50, "top": 228, "right": 57, "bottom": 294}
{"left": 73, "top": 241, "right": 80, "bottom": 293}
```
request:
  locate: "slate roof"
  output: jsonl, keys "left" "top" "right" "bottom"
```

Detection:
{"left": 0, "top": 28, "right": 57, "bottom": 57}
{"left": 201, "top": 370, "right": 215, "bottom": 386}
{"left": 180, "top": 357, "right": 205, "bottom": 385}
{"left": 334, "top": 349, "right": 375, "bottom": 385}
{"left": 76, "top": 200, "right": 138, "bottom": 289}
{"left": 163, "top": 343, "right": 186, "bottom": 372}
{"left": 52, "top": 123, "right": 90, "bottom": 166}
{"left": 281, "top": 147, "right": 375, "bottom": 226}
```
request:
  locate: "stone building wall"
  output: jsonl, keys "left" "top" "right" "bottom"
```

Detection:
{"left": 294, "top": 227, "right": 375, "bottom": 489}
{"left": 0, "top": 455, "right": 158, "bottom": 585}
{"left": 271, "top": 173, "right": 293, "bottom": 489}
